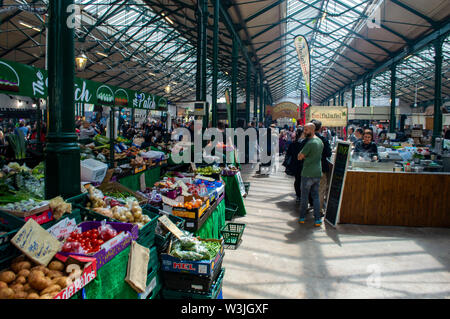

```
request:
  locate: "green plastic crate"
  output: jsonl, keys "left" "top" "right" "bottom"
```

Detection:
{"left": 136, "top": 208, "right": 159, "bottom": 248}
{"left": 140, "top": 268, "right": 162, "bottom": 300}
{"left": 147, "top": 246, "right": 159, "bottom": 274}
{"left": 0, "top": 210, "right": 26, "bottom": 270}
{"left": 221, "top": 223, "right": 246, "bottom": 247}
{"left": 225, "top": 202, "right": 239, "bottom": 221}
{"left": 161, "top": 268, "right": 225, "bottom": 300}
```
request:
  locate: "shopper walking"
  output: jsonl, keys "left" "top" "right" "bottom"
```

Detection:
{"left": 311, "top": 119, "right": 332, "bottom": 215}
{"left": 298, "top": 123, "right": 324, "bottom": 227}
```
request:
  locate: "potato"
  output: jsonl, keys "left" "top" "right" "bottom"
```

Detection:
{"left": 31, "top": 266, "right": 50, "bottom": 275}
{"left": 52, "top": 277, "right": 69, "bottom": 288}
{"left": 10, "top": 283, "right": 24, "bottom": 293}
{"left": 11, "top": 261, "right": 31, "bottom": 273}
{"left": 0, "top": 281, "right": 7, "bottom": 289}
{"left": 28, "top": 271, "right": 51, "bottom": 291}
{"left": 48, "top": 270, "right": 63, "bottom": 279}
{"left": 48, "top": 261, "right": 65, "bottom": 272}
{"left": 11, "top": 256, "right": 26, "bottom": 264}
{"left": 40, "top": 284, "right": 61, "bottom": 296}
{"left": 0, "top": 288, "right": 14, "bottom": 299}
{"left": 27, "top": 293, "right": 40, "bottom": 299}
{"left": 49, "top": 291, "right": 59, "bottom": 298}
{"left": 18, "top": 269, "right": 30, "bottom": 278}
{"left": 0, "top": 271, "right": 16, "bottom": 284}
{"left": 13, "top": 291, "right": 28, "bottom": 299}
{"left": 39, "top": 294, "right": 53, "bottom": 299}
{"left": 13, "top": 276, "right": 27, "bottom": 285}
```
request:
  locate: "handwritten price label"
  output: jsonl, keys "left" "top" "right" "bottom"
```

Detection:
{"left": 11, "top": 219, "right": 62, "bottom": 266}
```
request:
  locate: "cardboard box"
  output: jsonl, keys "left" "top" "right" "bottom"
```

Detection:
{"left": 172, "top": 195, "right": 210, "bottom": 220}
{"left": 53, "top": 254, "right": 97, "bottom": 299}
{"left": 58, "top": 221, "right": 138, "bottom": 269}
{"left": 160, "top": 238, "right": 224, "bottom": 276}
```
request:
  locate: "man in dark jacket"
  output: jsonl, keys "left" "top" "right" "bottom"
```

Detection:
{"left": 285, "top": 127, "right": 308, "bottom": 202}
{"left": 311, "top": 119, "right": 332, "bottom": 213}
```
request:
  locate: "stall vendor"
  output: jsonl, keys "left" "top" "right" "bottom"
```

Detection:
{"left": 353, "top": 130, "right": 379, "bottom": 160}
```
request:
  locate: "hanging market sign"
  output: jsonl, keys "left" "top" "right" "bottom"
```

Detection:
{"left": 306, "top": 106, "right": 348, "bottom": 127}
{"left": 266, "top": 102, "right": 299, "bottom": 120}
{"left": 294, "top": 36, "right": 311, "bottom": 99}
{"left": 0, "top": 58, "right": 168, "bottom": 110}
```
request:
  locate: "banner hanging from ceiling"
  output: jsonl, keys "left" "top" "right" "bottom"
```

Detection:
{"left": 0, "top": 58, "right": 168, "bottom": 111}
{"left": 294, "top": 36, "right": 311, "bottom": 99}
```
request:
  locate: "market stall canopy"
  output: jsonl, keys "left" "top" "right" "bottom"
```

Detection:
{"left": 0, "top": 0, "right": 449, "bottom": 106}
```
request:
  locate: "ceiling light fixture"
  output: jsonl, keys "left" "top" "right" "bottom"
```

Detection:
{"left": 19, "top": 21, "right": 40, "bottom": 32}
{"left": 165, "top": 84, "right": 171, "bottom": 94}
{"left": 96, "top": 51, "right": 109, "bottom": 58}
{"left": 75, "top": 52, "right": 88, "bottom": 72}
{"left": 149, "top": 72, "right": 156, "bottom": 76}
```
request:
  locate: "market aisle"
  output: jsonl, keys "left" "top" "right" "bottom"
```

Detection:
{"left": 222, "top": 162, "right": 450, "bottom": 299}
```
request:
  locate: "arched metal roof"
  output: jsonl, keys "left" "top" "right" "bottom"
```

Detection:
{"left": 1, "top": 0, "right": 449, "bottom": 106}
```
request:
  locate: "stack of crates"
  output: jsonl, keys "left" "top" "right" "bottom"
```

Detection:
{"left": 159, "top": 238, "right": 225, "bottom": 300}
{"left": 141, "top": 205, "right": 186, "bottom": 299}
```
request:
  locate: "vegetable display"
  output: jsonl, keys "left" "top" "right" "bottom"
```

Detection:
{"left": 0, "top": 256, "right": 80, "bottom": 299}
{"left": 0, "top": 199, "right": 48, "bottom": 213}
{"left": 170, "top": 236, "right": 222, "bottom": 261}
{"left": 61, "top": 223, "right": 118, "bottom": 255}
{"left": 85, "top": 185, "right": 151, "bottom": 229}
{"left": 6, "top": 131, "right": 26, "bottom": 160}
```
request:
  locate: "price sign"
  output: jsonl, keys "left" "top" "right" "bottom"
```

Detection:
{"left": 161, "top": 195, "right": 180, "bottom": 207}
{"left": 325, "top": 141, "right": 351, "bottom": 227}
{"left": 11, "top": 219, "right": 62, "bottom": 266}
{"left": 134, "top": 165, "right": 146, "bottom": 174}
{"left": 158, "top": 215, "right": 184, "bottom": 240}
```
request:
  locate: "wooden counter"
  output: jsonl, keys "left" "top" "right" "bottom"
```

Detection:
{"left": 339, "top": 171, "right": 450, "bottom": 227}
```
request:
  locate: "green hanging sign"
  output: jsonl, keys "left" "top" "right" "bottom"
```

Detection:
{"left": 0, "top": 58, "right": 168, "bottom": 111}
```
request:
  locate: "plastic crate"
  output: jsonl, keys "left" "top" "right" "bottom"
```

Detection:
{"left": 81, "top": 159, "right": 108, "bottom": 183}
{"left": 0, "top": 211, "right": 26, "bottom": 269}
{"left": 135, "top": 208, "right": 159, "bottom": 248}
{"left": 147, "top": 246, "right": 159, "bottom": 274}
{"left": 161, "top": 268, "right": 225, "bottom": 300}
{"left": 221, "top": 223, "right": 246, "bottom": 248}
{"left": 225, "top": 202, "right": 239, "bottom": 221}
{"left": 152, "top": 209, "right": 186, "bottom": 253}
{"left": 139, "top": 268, "right": 162, "bottom": 300}
{"left": 161, "top": 258, "right": 223, "bottom": 293}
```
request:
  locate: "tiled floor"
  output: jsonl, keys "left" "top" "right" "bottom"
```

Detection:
{"left": 221, "top": 163, "right": 450, "bottom": 299}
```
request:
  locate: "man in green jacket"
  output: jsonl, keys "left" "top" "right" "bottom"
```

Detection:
{"left": 298, "top": 123, "right": 324, "bottom": 227}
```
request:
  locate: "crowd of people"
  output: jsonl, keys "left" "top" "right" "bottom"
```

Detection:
{"left": 0, "top": 119, "right": 47, "bottom": 146}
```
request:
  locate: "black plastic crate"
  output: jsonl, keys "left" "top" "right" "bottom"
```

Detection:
{"left": 161, "top": 257, "right": 223, "bottom": 293}
{"left": 161, "top": 268, "right": 225, "bottom": 300}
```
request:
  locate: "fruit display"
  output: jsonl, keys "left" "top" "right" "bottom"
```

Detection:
{"left": 173, "top": 198, "right": 204, "bottom": 210}
{"left": 221, "top": 165, "right": 239, "bottom": 176}
{"left": 0, "top": 255, "right": 82, "bottom": 299}
{"left": 195, "top": 166, "right": 221, "bottom": 176}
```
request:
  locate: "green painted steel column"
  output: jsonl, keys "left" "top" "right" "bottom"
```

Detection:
{"left": 433, "top": 37, "right": 444, "bottom": 146}
{"left": 253, "top": 73, "right": 258, "bottom": 123}
{"left": 211, "top": 0, "right": 219, "bottom": 128}
{"left": 45, "top": 0, "right": 80, "bottom": 199}
{"left": 259, "top": 73, "right": 264, "bottom": 124}
{"left": 196, "top": 0, "right": 208, "bottom": 128}
{"left": 367, "top": 77, "right": 372, "bottom": 107}
{"left": 246, "top": 62, "right": 251, "bottom": 126}
{"left": 109, "top": 107, "right": 115, "bottom": 168}
{"left": 333, "top": 96, "right": 336, "bottom": 106}
{"left": 231, "top": 35, "right": 238, "bottom": 128}
{"left": 362, "top": 82, "right": 366, "bottom": 107}
{"left": 351, "top": 86, "right": 355, "bottom": 108}
{"left": 341, "top": 92, "right": 345, "bottom": 106}
{"left": 390, "top": 64, "right": 397, "bottom": 133}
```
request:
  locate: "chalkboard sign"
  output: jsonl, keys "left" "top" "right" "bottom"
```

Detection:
{"left": 325, "top": 141, "right": 351, "bottom": 227}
